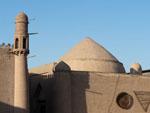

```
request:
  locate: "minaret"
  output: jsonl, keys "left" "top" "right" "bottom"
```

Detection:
{"left": 13, "top": 12, "right": 29, "bottom": 113}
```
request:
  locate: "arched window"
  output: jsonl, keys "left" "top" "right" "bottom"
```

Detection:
{"left": 15, "top": 38, "right": 19, "bottom": 49}
{"left": 23, "top": 38, "right": 26, "bottom": 49}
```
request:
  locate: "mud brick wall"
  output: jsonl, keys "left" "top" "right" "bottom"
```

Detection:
{"left": 0, "top": 47, "right": 14, "bottom": 113}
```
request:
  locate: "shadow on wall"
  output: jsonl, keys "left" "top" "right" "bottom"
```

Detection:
{"left": 70, "top": 71, "right": 90, "bottom": 113}
{"left": 0, "top": 101, "right": 27, "bottom": 113}
{"left": 29, "top": 73, "right": 55, "bottom": 113}
{"left": 30, "top": 61, "right": 90, "bottom": 113}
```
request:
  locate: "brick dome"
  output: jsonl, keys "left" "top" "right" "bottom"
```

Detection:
{"left": 59, "top": 37, "right": 125, "bottom": 73}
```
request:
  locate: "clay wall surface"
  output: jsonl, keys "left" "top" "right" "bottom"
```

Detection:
{"left": 108, "top": 73, "right": 150, "bottom": 113}
{"left": 29, "top": 73, "right": 55, "bottom": 113}
{"left": 70, "top": 71, "right": 117, "bottom": 113}
{"left": 0, "top": 47, "right": 14, "bottom": 113}
{"left": 53, "top": 72, "right": 71, "bottom": 113}
{"left": 29, "top": 71, "right": 71, "bottom": 113}
{"left": 29, "top": 66, "right": 150, "bottom": 113}
{"left": 70, "top": 71, "right": 90, "bottom": 113}
{"left": 80, "top": 72, "right": 150, "bottom": 113}
{"left": 70, "top": 71, "right": 150, "bottom": 113}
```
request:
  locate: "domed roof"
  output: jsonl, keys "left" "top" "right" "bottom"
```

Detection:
{"left": 59, "top": 37, "right": 125, "bottom": 73}
{"left": 130, "top": 63, "right": 142, "bottom": 75}
{"left": 16, "top": 12, "right": 28, "bottom": 23}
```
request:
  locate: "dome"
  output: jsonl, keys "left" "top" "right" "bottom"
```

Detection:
{"left": 16, "top": 12, "right": 28, "bottom": 23}
{"left": 59, "top": 37, "right": 125, "bottom": 73}
{"left": 130, "top": 63, "right": 142, "bottom": 75}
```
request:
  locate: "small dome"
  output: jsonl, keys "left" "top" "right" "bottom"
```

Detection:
{"left": 130, "top": 63, "right": 142, "bottom": 75}
{"left": 59, "top": 37, "right": 125, "bottom": 73}
{"left": 16, "top": 12, "right": 28, "bottom": 23}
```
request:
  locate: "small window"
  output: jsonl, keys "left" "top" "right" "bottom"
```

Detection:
{"left": 23, "top": 38, "right": 26, "bottom": 49}
{"left": 15, "top": 38, "right": 19, "bottom": 49}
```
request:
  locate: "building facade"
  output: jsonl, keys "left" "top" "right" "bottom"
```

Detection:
{"left": 0, "top": 12, "right": 150, "bottom": 113}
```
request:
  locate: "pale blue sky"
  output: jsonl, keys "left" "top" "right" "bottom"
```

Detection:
{"left": 0, "top": 0, "right": 150, "bottom": 72}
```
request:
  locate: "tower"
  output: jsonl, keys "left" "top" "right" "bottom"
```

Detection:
{"left": 13, "top": 12, "right": 29, "bottom": 113}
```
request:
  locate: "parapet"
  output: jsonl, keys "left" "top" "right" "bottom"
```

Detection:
{"left": 0, "top": 43, "right": 13, "bottom": 49}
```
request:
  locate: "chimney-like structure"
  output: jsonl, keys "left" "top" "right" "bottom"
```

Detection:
{"left": 13, "top": 12, "right": 29, "bottom": 113}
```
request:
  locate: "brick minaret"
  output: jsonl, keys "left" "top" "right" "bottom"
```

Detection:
{"left": 13, "top": 12, "right": 29, "bottom": 113}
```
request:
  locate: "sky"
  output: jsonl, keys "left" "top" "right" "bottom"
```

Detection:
{"left": 0, "top": 0, "right": 150, "bottom": 72}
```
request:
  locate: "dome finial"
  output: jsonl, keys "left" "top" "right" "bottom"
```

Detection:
{"left": 16, "top": 12, "right": 28, "bottom": 23}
